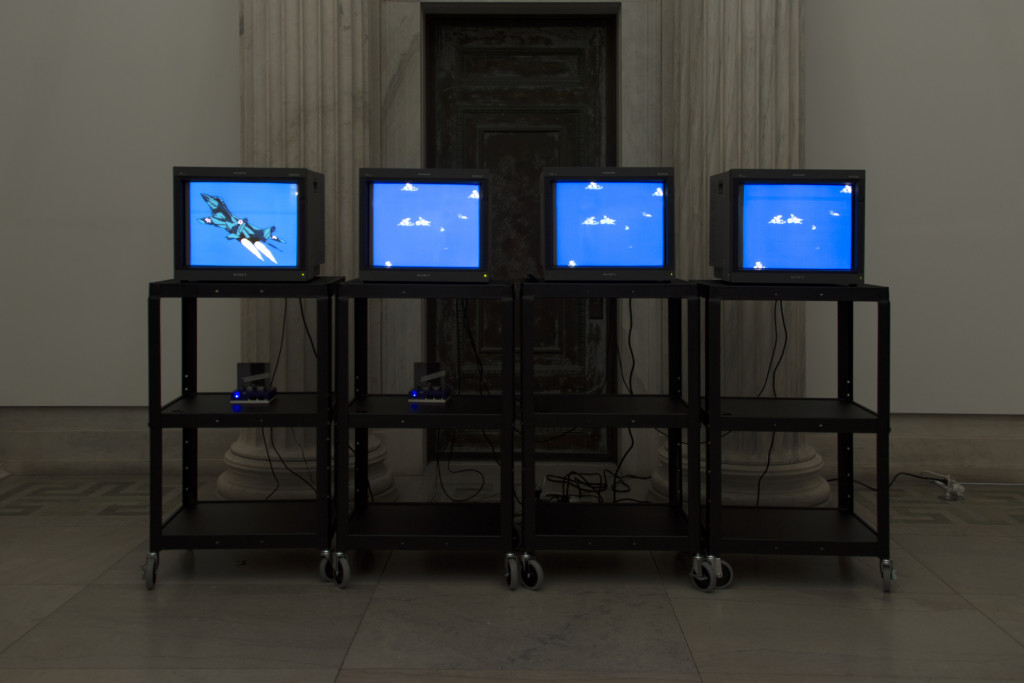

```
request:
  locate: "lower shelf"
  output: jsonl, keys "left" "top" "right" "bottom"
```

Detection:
{"left": 530, "top": 503, "right": 693, "bottom": 551}
{"left": 710, "top": 506, "right": 881, "bottom": 556}
{"left": 158, "top": 500, "right": 327, "bottom": 551}
{"left": 344, "top": 502, "right": 511, "bottom": 551}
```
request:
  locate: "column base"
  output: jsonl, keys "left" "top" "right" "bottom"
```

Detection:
{"left": 217, "top": 429, "right": 399, "bottom": 502}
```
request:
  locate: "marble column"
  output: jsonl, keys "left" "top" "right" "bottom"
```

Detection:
{"left": 671, "top": 0, "right": 829, "bottom": 506}
{"left": 225, "top": 0, "right": 825, "bottom": 507}
{"left": 219, "top": 0, "right": 397, "bottom": 501}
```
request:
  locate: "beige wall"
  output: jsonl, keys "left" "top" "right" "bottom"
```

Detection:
{"left": 804, "top": 0, "right": 1024, "bottom": 413}
{"left": 0, "top": 0, "right": 241, "bottom": 406}
{"left": 2, "top": 0, "right": 1022, "bottom": 415}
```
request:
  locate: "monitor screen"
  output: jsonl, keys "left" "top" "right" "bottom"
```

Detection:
{"left": 542, "top": 168, "right": 674, "bottom": 281}
{"left": 708, "top": 169, "right": 864, "bottom": 284}
{"left": 554, "top": 180, "right": 667, "bottom": 267}
{"left": 739, "top": 181, "right": 856, "bottom": 273}
{"left": 358, "top": 168, "right": 490, "bottom": 282}
{"left": 173, "top": 166, "right": 324, "bottom": 282}
{"left": 369, "top": 181, "right": 481, "bottom": 269}
{"left": 186, "top": 180, "right": 300, "bottom": 268}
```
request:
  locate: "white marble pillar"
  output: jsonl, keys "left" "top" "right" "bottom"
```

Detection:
{"left": 220, "top": 0, "right": 398, "bottom": 501}
{"left": 671, "top": 0, "right": 829, "bottom": 506}
{"left": 225, "top": 0, "right": 824, "bottom": 507}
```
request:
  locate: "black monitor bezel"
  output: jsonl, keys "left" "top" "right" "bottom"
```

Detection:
{"left": 540, "top": 167, "right": 676, "bottom": 282}
{"left": 172, "top": 166, "right": 324, "bottom": 282}
{"left": 711, "top": 168, "right": 866, "bottom": 285}
{"left": 357, "top": 168, "right": 492, "bottom": 283}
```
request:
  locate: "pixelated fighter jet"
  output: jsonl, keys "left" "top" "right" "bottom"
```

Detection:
{"left": 198, "top": 193, "right": 283, "bottom": 263}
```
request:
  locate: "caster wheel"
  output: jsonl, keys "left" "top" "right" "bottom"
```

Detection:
{"left": 318, "top": 555, "right": 334, "bottom": 582}
{"left": 880, "top": 559, "right": 895, "bottom": 593}
{"left": 504, "top": 554, "right": 519, "bottom": 591}
{"left": 716, "top": 560, "right": 734, "bottom": 590}
{"left": 334, "top": 553, "right": 351, "bottom": 589}
{"left": 521, "top": 556, "right": 544, "bottom": 591}
{"left": 141, "top": 553, "right": 159, "bottom": 590}
{"left": 690, "top": 559, "right": 716, "bottom": 593}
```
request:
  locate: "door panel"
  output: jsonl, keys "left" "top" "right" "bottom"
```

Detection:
{"left": 425, "top": 12, "right": 618, "bottom": 461}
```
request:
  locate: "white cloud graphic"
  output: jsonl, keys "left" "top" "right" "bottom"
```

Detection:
{"left": 829, "top": 210, "right": 840, "bottom": 216}
{"left": 769, "top": 215, "right": 785, "bottom": 224}
{"left": 652, "top": 188, "right": 664, "bottom": 197}
{"left": 642, "top": 211, "right": 652, "bottom": 218}
{"left": 415, "top": 217, "right": 431, "bottom": 226}
{"left": 398, "top": 218, "right": 413, "bottom": 226}
{"left": 599, "top": 215, "right": 616, "bottom": 224}
{"left": 841, "top": 184, "right": 852, "bottom": 194}
{"left": 384, "top": 260, "right": 393, "bottom": 267}
{"left": 586, "top": 182, "right": 603, "bottom": 190}
{"left": 787, "top": 214, "right": 803, "bottom": 224}
{"left": 583, "top": 217, "right": 598, "bottom": 225}
{"left": 624, "top": 225, "right": 630, "bottom": 230}
{"left": 401, "top": 183, "right": 418, "bottom": 192}
{"left": 458, "top": 214, "right": 468, "bottom": 219}
{"left": 468, "top": 189, "right": 480, "bottom": 199}
{"left": 568, "top": 260, "right": 577, "bottom": 268}
{"left": 753, "top": 261, "right": 765, "bottom": 270}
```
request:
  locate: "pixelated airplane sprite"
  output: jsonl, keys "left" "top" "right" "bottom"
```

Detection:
{"left": 197, "top": 193, "right": 283, "bottom": 263}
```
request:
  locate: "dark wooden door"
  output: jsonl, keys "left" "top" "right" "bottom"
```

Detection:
{"left": 425, "top": 10, "right": 618, "bottom": 461}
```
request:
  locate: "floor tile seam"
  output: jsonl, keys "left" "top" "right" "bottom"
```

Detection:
{"left": 658, "top": 551, "right": 705, "bottom": 683}
{"left": 888, "top": 536, "right": 964, "bottom": 596}
{"left": 0, "top": 582, "right": 90, "bottom": 661}
{"left": 336, "top": 548, "right": 394, "bottom": 675}
{"left": 959, "top": 594, "right": 1024, "bottom": 652}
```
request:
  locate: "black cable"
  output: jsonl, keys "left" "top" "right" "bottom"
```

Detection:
{"left": 297, "top": 298, "right": 317, "bottom": 360}
{"left": 754, "top": 301, "right": 787, "bottom": 504}
{"left": 268, "top": 299, "right": 288, "bottom": 390}
{"left": 542, "top": 467, "right": 650, "bottom": 504}
{"left": 754, "top": 431, "right": 776, "bottom": 506}
{"left": 432, "top": 428, "right": 486, "bottom": 503}
{"left": 890, "top": 471, "right": 946, "bottom": 487}
{"left": 826, "top": 471, "right": 949, "bottom": 493}
{"left": 756, "top": 300, "right": 780, "bottom": 398}
{"left": 771, "top": 301, "right": 789, "bottom": 398}
{"left": 261, "top": 301, "right": 289, "bottom": 501}
{"left": 626, "top": 298, "right": 636, "bottom": 393}
{"left": 260, "top": 426, "right": 281, "bottom": 500}
{"left": 268, "top": 427, "right": 317, "bottom": 495}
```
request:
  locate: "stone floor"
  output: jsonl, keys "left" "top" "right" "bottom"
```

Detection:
{"left": 0, "top": 473, "right": 1023, "bottom": 682}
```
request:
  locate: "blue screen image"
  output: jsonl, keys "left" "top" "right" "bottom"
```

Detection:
{"left": 554, "top": 180, "right": 666, "bottom": 268}
{"left": 741, "top": 183, "right": 854, "bottom": 271}
{"left": 188, "top": 181, "right": 299, "bottom": 268}
{"left": 370, "top": 181, "right": 482, "bottom": 269}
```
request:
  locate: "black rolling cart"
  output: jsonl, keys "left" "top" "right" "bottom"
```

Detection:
{"left": 518, "top": 280, "right": 702, "bottom": 590}
{"left": 334, "top": 280, "right": 517, "bottom": 587}
{"left": 144, "top": 278, "right": 340, "bottom": 589}
{"left": 698, "top": 280, "right": 892, "bottom": 592}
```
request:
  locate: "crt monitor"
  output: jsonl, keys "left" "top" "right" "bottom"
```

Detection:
{"left": 709, "top": 168, "right": 865, "bottom": 284}
{"left": 173, "top": 167, "right": 325, "bottom": 282}
{"left": 358, "top": 168, "right": 490, "bottom": 282}
{"left": 541, "top": 167, "right": 675, "bottom": 281}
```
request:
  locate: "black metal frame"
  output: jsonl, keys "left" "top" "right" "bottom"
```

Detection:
{"left": 519, "top": 281, "right": 702, "bottom": 563}
{"left": 146, "top": 278, "right": 339, "bottom": 583}
{"left": 335, "top": 281, "right": 517, "bottom": 559}
{"left": 698, "top": 280, "right": 891, "bottom": 588}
